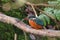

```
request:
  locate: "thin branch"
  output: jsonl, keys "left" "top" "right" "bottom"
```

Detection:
{"left": 31, "top": 4, "right": 38, "bottom": 17}
{"left": 0, "top": 12, "right": 60, "bottom": 37}
{"left": 14, "top": 33, "right": 17, "bottom": 40}
{"left": 21, "top": 19, "right": 28, "bottom": 40}
{"left": 23, "top": 31, "right": 28, "bottom": 40}
{"left": 26, "top": 2, "right": 54, "bottom": 7}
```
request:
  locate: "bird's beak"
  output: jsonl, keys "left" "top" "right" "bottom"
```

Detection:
{"left": 21, "top": 17, "right": 28, "bottom": 21}
{"left": 23, "top": 17, "right": 29, "bottom": 20}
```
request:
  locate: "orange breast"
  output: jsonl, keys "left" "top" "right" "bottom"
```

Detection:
{"left": 29, "top": 20, "right": 43, "bottom": 29}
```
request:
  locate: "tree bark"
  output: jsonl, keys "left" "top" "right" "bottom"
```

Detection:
{"left": 0, "top": 12, "right": 60, "bottom": 37}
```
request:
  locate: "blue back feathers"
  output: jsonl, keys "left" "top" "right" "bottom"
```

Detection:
{"left": 28, "top": 14, "right": 44, "bottom": 26}
{"left": 34, "top": 18, "right": 44, "bottom": 26}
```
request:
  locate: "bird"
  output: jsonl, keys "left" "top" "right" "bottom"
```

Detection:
{"left": 24, "top": 14, "right": 44, "bottom": 40}
{"left": 24, "top": 14, "right": 44, "bottom": 29}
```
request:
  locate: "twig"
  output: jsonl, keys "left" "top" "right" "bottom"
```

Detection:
{"left": 22, "top": 19, "right": 28, "bottom": 40}
{"left": 26, "top": 2, "right": 54, "bottom": 7}
{"left": 31, "top": 4, "right": 38, "bottom": 17}
{"left": 33, "top": 3, "right": 53, "bottom": 7}
{"left": 14, "top": 33, "right": 17, "bottom": 40}
{"left": 23, "top": 31, "right": 28, "bottom": 40}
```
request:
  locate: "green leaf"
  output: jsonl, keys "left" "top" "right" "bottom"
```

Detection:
{"left": 44, "top": 7, "right": 56, "bottom": 20}
{"left": 44, "top": 7, "right": 54, "bottom": 12}
{"left": 48, "top": 1, "right": 58, "bottom": 6}
{"left": 54, "top": 10, "right": 60, "bottom": 21}
{"left": 47, "top": 0, "right": 60, "bottom": 9}
{"left": 43, "top": 14, "right": 50, "bottom": 24}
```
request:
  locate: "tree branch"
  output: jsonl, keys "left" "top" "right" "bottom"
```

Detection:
{"left": 26, "top": 2, "right": 53, "bottom": 7}
{"left": 31, "top": 4, "right": 38, "bottom": 17}
{"left": 14, "top": 33, "right": 17, "bottom": 40}
{"left": 0, "top": 12, "right": 60, "bottom": 37}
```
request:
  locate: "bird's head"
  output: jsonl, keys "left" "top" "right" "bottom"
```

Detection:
{"left": 23, "top": 14, "right": 44, "bottom": 26}
{"left": 24, "top": 14, "right": 36, "bottom": 21}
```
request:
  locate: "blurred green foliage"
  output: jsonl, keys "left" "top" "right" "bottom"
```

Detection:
{"left": 0, "top": 0, "right": 60, "bottom": 40}
{"left": 0, "top": 0, "right": 27, "bottom": 39}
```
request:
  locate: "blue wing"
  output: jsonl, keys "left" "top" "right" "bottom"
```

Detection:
{"left": 34, "top": 18, "right": 44, "bottom": 26}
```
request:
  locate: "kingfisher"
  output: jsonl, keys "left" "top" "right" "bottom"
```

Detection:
{"left": 24, "top": 14, "right": 44, "bottom": 29}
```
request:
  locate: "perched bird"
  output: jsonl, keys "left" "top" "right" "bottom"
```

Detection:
{"left": 24, "top": 14, "right": 44, "bottom": 29}
{"left": 24, "top": 14, "right": 44, "bottom": 40}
